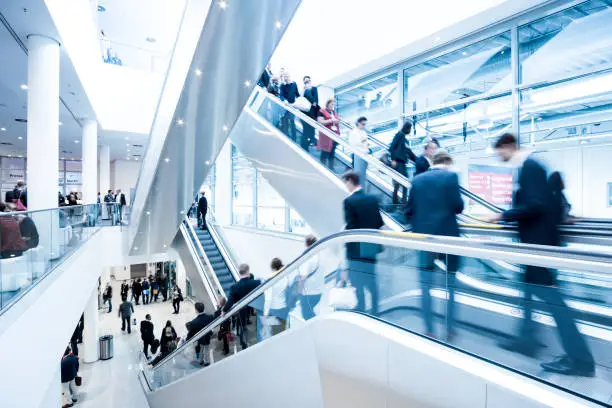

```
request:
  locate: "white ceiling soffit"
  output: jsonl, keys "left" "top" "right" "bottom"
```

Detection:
{"left": 129, "top": 0, "right": 302, "bottom": 255}
{"left": 0, "top": 1, "right": 96, "bottom": 159}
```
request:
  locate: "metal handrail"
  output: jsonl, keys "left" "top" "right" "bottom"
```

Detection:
{"left": 147, "top": 228, "right": 612, "bottom": 374}
{"left": 182, "top": 217, "right": 225, "bottom": 300}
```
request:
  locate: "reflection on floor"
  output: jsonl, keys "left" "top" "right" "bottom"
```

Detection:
{"left": 74, "top": 279, "right": 197, "bottom": 408}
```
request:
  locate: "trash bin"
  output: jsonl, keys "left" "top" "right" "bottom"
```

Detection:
{"left": 99, "top": 335, "right": 114, "bottom": 360}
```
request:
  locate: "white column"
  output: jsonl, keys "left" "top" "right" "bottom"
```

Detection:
{"left": 26, "top": 35, "right": 60, "bottom": 211}
{"left": 81, "top": 286, "right": 99, "bottom": 363}
{"left": 82, "top": 120, "right": 98, "bottom": 204}
{"left": 99, "top": 144, "right": 110, "bottom": 194}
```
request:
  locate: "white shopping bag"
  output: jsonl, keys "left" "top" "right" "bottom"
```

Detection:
{"left": 329, "top": 283, "right": 357, "bottom": 310}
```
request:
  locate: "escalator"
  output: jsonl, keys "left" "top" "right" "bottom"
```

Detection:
{"left": 141, "top": 230, "right": 612, "bottom": 407}
{"left": 179, "top": 217, "right": 238, "bottom": 300}
{"left": 236, "top": 87, "right": 612, "bottom": 247}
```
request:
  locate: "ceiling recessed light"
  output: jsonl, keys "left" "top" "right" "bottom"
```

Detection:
{"left": 218, "top": 0, "right": 228, "bottom": 9}
{"left": 163, "top": 244, "right": 167, "bottom": 248}
{"left": 244, "top": 80, "right": 251, "bottom": 87}
{"left": 17, "top": 136, "right": 22, "bottom": 140}
{"left": 61, "top": 157, "right": 65, "bottom": 160}
{"left": 17, "top": 155, "right": 22, "bottom": 158}
{"left": 134, "top": 247, "right": 138, "bottom": 251}
{"left": 164, "top": 157, "right": 170, "bottom": 163}
{"left": 176, "top": 119, "right": 184, "bottom": 126}
{"left": 222, "top": 125, "right": 229, "bottom": 132}
{"left": 145, "top": 37, "right": 157, "bottom": 43}
{"left": 127, "top": 149, "right": 131, "bottom": 152}
{"left": 135, "top": 157, "right": 139, "bottom": 161}
{"left": 20, "top": 84, "right": 28, "bottom": 90}
{"left": 7, "top": 154, "right": 12, "bottom": 157}
{"left": 58, "top": 121, "right": 63, "bottom": 126}
{"left": 275, "top": 21, "right": 282, "bottom": 29}
{"left": 462, "top": 51, "right": 467, "bottom": 56}
{"left": 74, "top": 140, "right": 79, "bottom": 144}
{"left": 205, "top": 160, "right": 210, "bottom": 165}
{"left": 195, "top": 69, "right": 202, "bottom": 76}
{"left": 146, "top": 211, "right": 151, "bottom": 215}
{"left": 0, "top": 127, "right": 6, "bottom": 131}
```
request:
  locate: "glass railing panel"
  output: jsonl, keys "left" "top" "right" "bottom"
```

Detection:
{"left": 145, "top": 232, "right": 612, "bottom": 404}
{"left": 252, "top": 91, "right": 411, "bottom": 222}
{"left": 0, "top": 203, "right": 121, "bottom": 313}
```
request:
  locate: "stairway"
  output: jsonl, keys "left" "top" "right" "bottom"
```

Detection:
{"left": 193, "top": 228, "right": 236, "bottom": 296}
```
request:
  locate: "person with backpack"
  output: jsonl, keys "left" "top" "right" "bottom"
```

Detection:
{"left": 159, "top": 321, "right": 178, "bottom": 356}
{"left": 118, "top": 295, "right": 135, "bottom": 334}
{"left": 0, "top": 202, "right": 27, "bottom": 258}
{"left": 140, "top": 314, "right": 156, "bottom": 359}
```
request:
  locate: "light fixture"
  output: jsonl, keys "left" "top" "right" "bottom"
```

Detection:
{"left": 61, "top": 157, "right": 65, "bottom": 160}
{"left": 126, "top": 143, "right": 130, "bottom": 146}
{"left": 164, "top": 157, "right": 170, "bottom": 163}
{"left": 244, "top": 80, "right": 251, "bottom": 87}
{"left": 17, "top": 155, "right": 22, "bottom": 158}
{"left": 0, "top": 127, "right": 6, "bottom": 131}
{"left": 176, "top": 118, "right": 184, "bottom": 126}
{"left": 134, "top": 247, "right": 138, "bottom": 251}
{"left": 218, "top": 0, "right": 228, "bottom": 9}
{"left": 146, "top": 211, "right": 151, "bottom": 215}
{"left": 222, "top": 124, "right": 229, "bottom": 132}
{"left": 74, "top": 140, "right": 79, "bottom": 144}
{"left": 58, "top": 121, "right": 63, "bottom": 126}
{"left": 7, "top": 154, "right": 12, "bottom": 157}
{"left": 195, "top": 69, "right": 202, "bottom": 76}
{"left": 205, "top": 160, "right": 210, "bottom": 165}
{"left": 275, "top": 20, "right": 282, "bottom": 29}
{"left": 20, "top": 84, "right": 28, "bottom": 90}
{"left": 17, "top": 136, "right": 22, "bottom": 140}
{"left": 163, "top": 244, "right": 167, "bottom": 248}
{"left": 135, "top": 157, "right": 139, "bottom": 161}
{"left": 462, "top": 51, "right": 467, "bottom": 56}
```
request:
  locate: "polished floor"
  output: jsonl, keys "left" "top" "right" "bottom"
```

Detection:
{"left": 72, "top": 279, "right": 197, "bottom": 408}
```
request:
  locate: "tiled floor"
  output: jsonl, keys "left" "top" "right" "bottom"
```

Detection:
{"left": 73, "top": 279, "right": 198, "bottom": 408}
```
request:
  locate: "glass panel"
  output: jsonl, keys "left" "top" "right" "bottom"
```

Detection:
{"left": 256, "top": 206, "right": 285, "bottom": 232}
{"left": 414, "top": 93, "right": 513, "bottom": 153}
{"left": 0, "top": 203, "right": 121, "bottom": 312}
{"left": 252, "top": 91, "right": 410, "bottom": 224}
{"left": 404, "top": 32, "right": 511, "bottom": 113}
{"left": 146, "top": 234, "right": 612, "bottom": 405}
{"left": 232, "top": 147, "right": 255, "bottom": 227}
{"left": 336, "top": 72, "right": 400, "bottom": 125}
{"left": 65, "top": 160, "right": 82, "bottom": 172}
{"left": 519, "top": 70, "right": 612, "bottom": 146}
{"left": 289, "top": 208, "right": 311, "bottom": 235}
{"left": 519, "top": 0, "right": 612, "bottom": 86}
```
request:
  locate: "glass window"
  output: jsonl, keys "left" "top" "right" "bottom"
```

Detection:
{"left": 403, "top": 32, "right": 511, "bottom": 114}
{"left": 336, "top": 72, "right": 400, "bottom": 125}
{"left": 200, "top": 164, "right": 216, "bottom": 212}
{"left": 232, "top": 147, "right": 255, "bottom": 227}
{"left": 289, "top": 208, "right": 311, "bottom": 235}
{"left": 65, "top": 160, "right": 82, "bottom": 171}
{"left": 256, "top": 173, "right": 286, "bottom": 231}
{"left": 519, "top": 0, "right": 612, "bottom": 86}
{"left": 413, "top": 93, "right": 513, "bottom": 152}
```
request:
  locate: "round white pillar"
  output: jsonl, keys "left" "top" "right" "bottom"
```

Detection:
{"left": 82, "top": 120, "right": 98, "bottom": 204}
{"left": 26, "top": 35, "right": 60, "bottom": 211}
{"left": 99, "top": 144, "right": 110, "bottom": 194}
{"left": 81, "top": 286, "right": 99, "bottom": 363}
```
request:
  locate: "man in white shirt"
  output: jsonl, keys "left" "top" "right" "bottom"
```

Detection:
{"left": 348, "top": 116, "right": 370, "bottom": 192}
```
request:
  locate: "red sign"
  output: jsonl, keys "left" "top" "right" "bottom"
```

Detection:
{"left": 468, "top": 165, "right": 513, "bottom": 212}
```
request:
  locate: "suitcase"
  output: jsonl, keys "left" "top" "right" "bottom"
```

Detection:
{"left": 151, "top": 339, "right": 160, "bottom": 354}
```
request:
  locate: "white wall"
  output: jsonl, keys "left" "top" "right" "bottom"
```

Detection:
{"left": 111, "top": 159, "right": 141, "bottom": 204}
{"left": 219, "top": 226, "right": 306, "bottom": 279}
{"left": 453, "top": 143, "right": 612, "bottom": 218}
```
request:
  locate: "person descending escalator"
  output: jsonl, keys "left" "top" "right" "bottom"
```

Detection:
{"left": 301, "top": 75, "right": 319, "bottom": 150}
{"left": 223, "top": 264, "right": 261, "bottom": 350}
{"left": 388, "top": 121, "right": 417, "bottom": 205}
{"left": 279, "top": 71, "right": 299, "bottom": 141}
{"left": 414, "top": 139, "right": 439, "bottom": 176}
{"left": 488, "top": 133, "right": 594, "bottom": 377}
{"left": 348, "top": 116, "right": 370, "bottom": 192}
{"left": 317, "top": 99, "right": 340, "bottom": 171}
{"left": 405, "top": 151, "right": 463, "bottom": 340}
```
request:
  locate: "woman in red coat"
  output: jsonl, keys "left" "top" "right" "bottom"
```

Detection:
{"left": 317, "top": 99, "right": 340, "bottom": 169}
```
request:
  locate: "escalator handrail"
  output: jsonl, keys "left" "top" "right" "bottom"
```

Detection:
{"left": 147, "top": 228, "right": 612, "bottom": 374}
{"left": 182, "top": 217, "right": 225, "bottom": 300}
{"left": 255, "top": 89, "right": 411, "bottom": 188}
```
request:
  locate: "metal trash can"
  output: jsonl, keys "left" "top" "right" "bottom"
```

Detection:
{"left": 99, "top": 335, "right": 114, "bottom": 360}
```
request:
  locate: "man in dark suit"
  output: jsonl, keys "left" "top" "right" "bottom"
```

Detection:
{"left": 224, "top": 264, "right": 261, "bottom": 349}
{"left": 489, "top": 133, "right": 594, "bottom": 376}
{"left": 405, "top": 151, "right": 463, "bottom": 338}
{"left": 389, "top": 122, "right": 417, "bottom": 204}
{"left": 414, "top": 139, "right": 439, "bottom": 176}
{"left": 342, "top": 171, "right": 384, "bottom": 315}
{"left": 280, "top": 72, "right": 300, "bottom": 141}
{"left": 140, "top": 314, "right": 155, "bottom": 359}
{"left": 197, "top": 191, "right": 208, "bottom": 230}
{"left": 301, "top": 75, "right": 319, "bottom": 150}
{"left": 257, "top": 63, "right": 272, "bottom": 89}
{"left": 186, "top": 302, "right": 215, "bottom": 366}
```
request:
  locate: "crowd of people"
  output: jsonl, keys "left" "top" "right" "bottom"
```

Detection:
{"left": 0, "top": 181, "right": 39, "bottom": 259}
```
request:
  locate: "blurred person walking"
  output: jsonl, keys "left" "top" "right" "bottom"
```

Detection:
{"left": 342, "top": 171, "right": 384, "bottom": 315}
{"left": 489, "top": 133, "right": 594, "bottom": 376}
{"left": 171, "top": 283, "right": 183, "bottom": 314}
{"left": 280, "top": 71, "right": 299, "bottom": 141}
{"left": 186, "top": 302, "right": 215, "bottom": 366}
{"left": 118, "top": 295, "right": 135, "bottom": 334}
{"left": 348, "top": 116, "right": 370, "bottom": 192}
{"left": 414, "top": 140, "right": 439, "bottom": 176}
{"left": 224, "top": 264, "right": 261, "bottom": 350}
{"left": 140, "top": 314, "right": 155, "bottom": 359}
{"left": 298, "top": 235, "right": 323, "bottom": 320}
{"left": 405, "top": 151, "right": 463, "bottom": 339}
{"left": 389, "top": 121, "right": 417, "bottom": 204}
{"left": 317, "top": 99, "right": 340, "bottom": 170}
